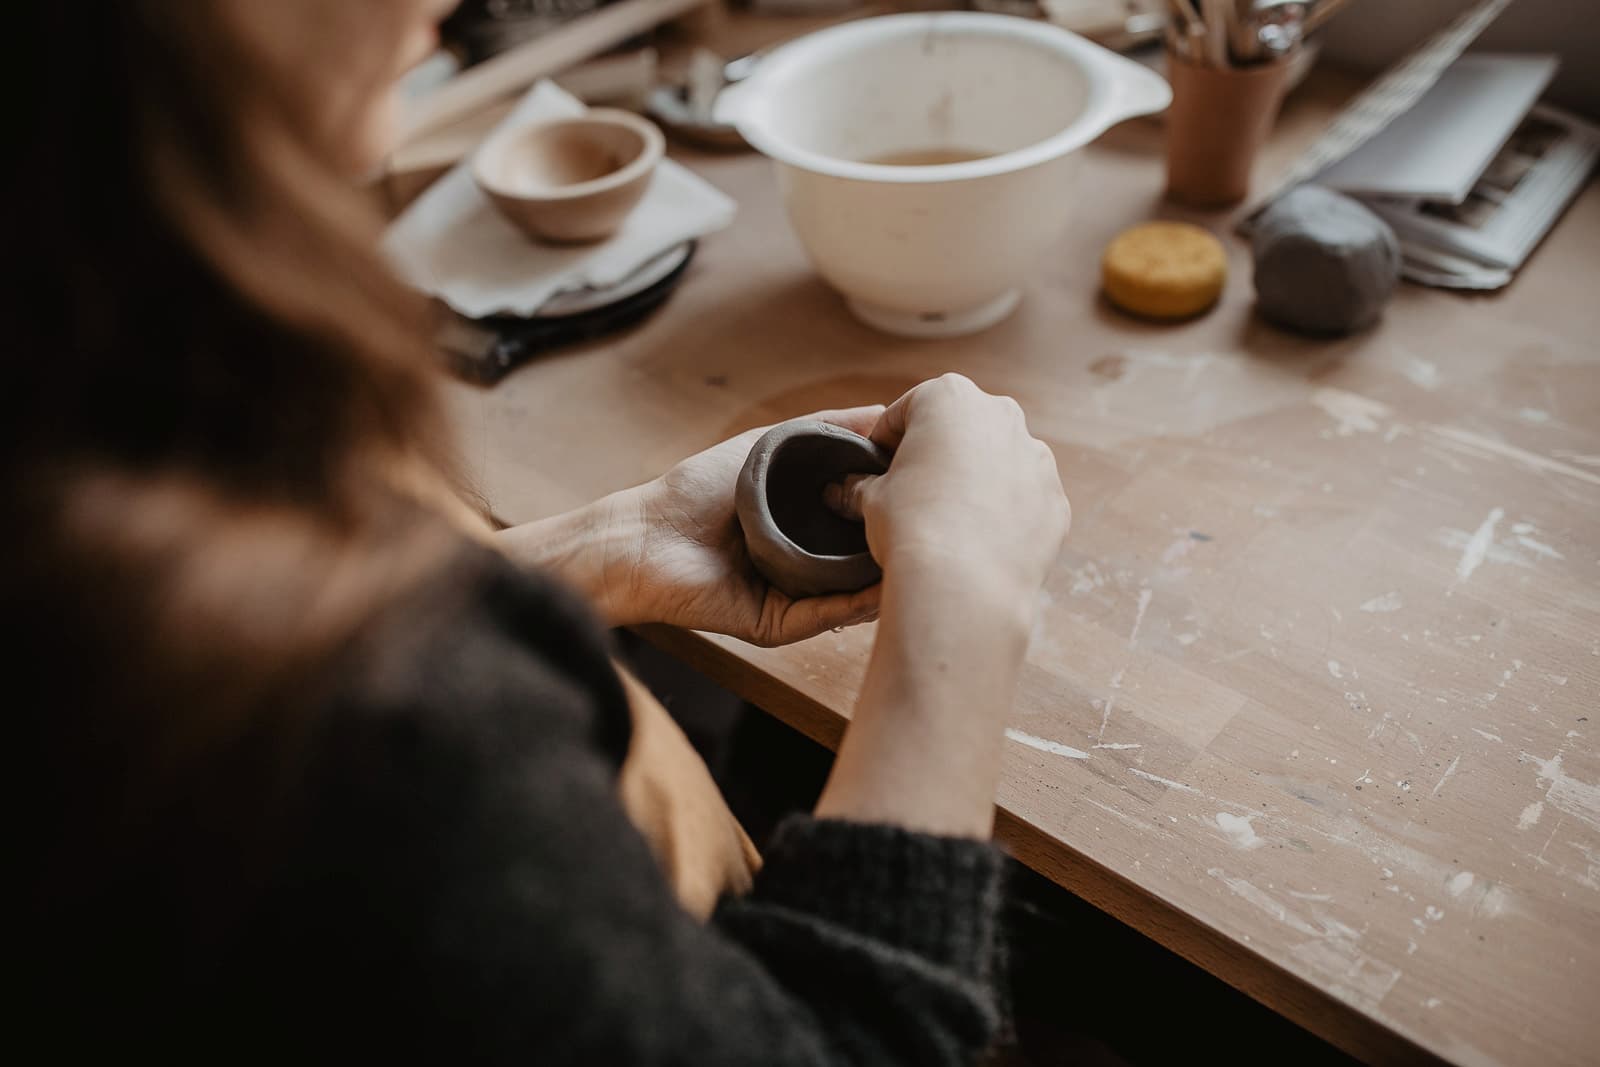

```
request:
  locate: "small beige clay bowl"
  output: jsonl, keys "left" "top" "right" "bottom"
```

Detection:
{"left": 473, "top": 109, "right": 664, "bottom": 243}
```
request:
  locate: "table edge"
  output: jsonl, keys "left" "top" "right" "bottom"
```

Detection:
{"left": 632, "top": 623, "right": 1454, "bottom": 1067}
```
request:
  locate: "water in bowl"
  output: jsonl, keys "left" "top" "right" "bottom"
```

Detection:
{"left": 863, "top": 147, "right": 993, "bottom": 166}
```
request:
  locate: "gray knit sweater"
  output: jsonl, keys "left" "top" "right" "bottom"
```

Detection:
{"left": 25, "top": 548, "right": 1004, "bottom": 1064}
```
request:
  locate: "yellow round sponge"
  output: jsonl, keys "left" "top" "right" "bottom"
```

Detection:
{"left": 1101, "top": 221, "right": 1227, "bottom": 320}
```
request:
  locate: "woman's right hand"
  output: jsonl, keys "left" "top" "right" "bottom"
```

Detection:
{"left": 814, "top": 375, "right": 1069, "bottom": 838}
{"left": 827, "top": 373, "right": 1070, "bottom": 610}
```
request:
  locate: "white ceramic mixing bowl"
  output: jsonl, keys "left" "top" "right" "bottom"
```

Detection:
{"left": 715, "top": 13, "right": 1171, "bottom": 337}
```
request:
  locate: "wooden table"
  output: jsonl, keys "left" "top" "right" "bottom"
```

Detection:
{"left": 447, "top": 25, "right": 1600, "bottom": 1066}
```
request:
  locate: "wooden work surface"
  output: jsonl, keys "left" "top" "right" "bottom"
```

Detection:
{"left": 446, "top": 24, "right": 1600, "bottom": 1066}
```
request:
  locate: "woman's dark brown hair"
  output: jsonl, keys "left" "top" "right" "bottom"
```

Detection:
{"left": 7, "top": 4, "right": 470, "bottom": 908}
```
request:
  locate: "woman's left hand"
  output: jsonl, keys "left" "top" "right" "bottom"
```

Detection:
{"left": 616, "top": 405, "right": 885, "bottom": 645}
{"left": 498, "top": 406, "right": 885, "bottom": 647}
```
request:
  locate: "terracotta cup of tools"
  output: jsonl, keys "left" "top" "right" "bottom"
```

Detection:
{"left": 1164, "top": 51, "right": 1292, "bottom": 208}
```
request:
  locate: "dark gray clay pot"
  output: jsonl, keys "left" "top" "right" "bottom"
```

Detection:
{"left": 735, "top": 419, "right": 892, "bottom": 598}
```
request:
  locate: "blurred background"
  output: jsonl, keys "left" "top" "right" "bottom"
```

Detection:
{"left": 1320, "top": 0, "right": 1597, "bottom": 116}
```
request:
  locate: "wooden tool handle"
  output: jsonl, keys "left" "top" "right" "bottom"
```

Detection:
{"left": 1304, "top": 0, "right": 1353, "bottom": 34}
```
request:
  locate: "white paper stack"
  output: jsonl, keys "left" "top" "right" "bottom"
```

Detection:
{"left": 1250, "top": 0, "right": 1600, "bottom": 290}
{"left": 1314, "top": 54, "right": 1557, "bottom": 205}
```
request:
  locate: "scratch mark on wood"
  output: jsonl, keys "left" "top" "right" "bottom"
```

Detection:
{"left": 1006, "top": 728, "right": 1091, "bottom": 760}
{"left": 1129, "top": 587, "right": 1153, "bottom": 649}
{"left": 1455, "top": 507, "right": 1504, "bottom": 582}
{"left": 1360, "top": 591, "right": 1404, "bottom": 613}
{"left": 1311, "top": 388, "right": 1390, "bottom": 436}
{"left": 1432, "top": 755, "right": 1462, "bottom": 796}
{"left": 1428, "top": 426, "right": 1600, "bottom": 487}
{"left": 1130, "top": 767, "right": 1201, "bottom": 794}
{"left": 1524, "top": 752, "right": 1600, "bottom": 831}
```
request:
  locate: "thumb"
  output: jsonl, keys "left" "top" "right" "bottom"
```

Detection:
{"left": 822, "top": 473, "right": 878, "bottom": 521}
{"left": 760, "top": 583, "right": 882, "bottom": 646}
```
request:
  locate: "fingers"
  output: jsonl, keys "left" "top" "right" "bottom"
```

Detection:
{"left": 760, "top": 583, "right": 883, "bottom": 646}
{"left": 868, "top": 387, "right": 915, "bottom": 450}
{"left": 822, "top": 473, "right": 877, "bottom": 521}
{"left": 803, "top": 374, "right": 1018, "bottom": 455}
{"left": 1035, "top": 440, "right": 1071, "bottom": 543}
{"left": 809, "top": 404, "right": 887, "bottom": 438}
{"left": 722, "top": 406, "right": 883, "bottom": 454}
{"left": 868, "top": 372, "right": 990, "bottom": 450}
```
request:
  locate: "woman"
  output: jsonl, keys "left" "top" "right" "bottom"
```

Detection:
{"left": 11, "top": 2, "right": 1069, "bottom": 1063}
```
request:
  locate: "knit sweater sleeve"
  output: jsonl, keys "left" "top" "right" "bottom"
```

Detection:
{"left": 260, "top": 559, "right": 1005, "bottom": 1066}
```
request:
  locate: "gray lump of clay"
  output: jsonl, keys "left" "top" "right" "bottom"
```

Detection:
{"left": 735, "top": 419, "right": 891, "bottom": 599}
{"left": 1252, "top": 184, "right": 1400, "bottom": 337}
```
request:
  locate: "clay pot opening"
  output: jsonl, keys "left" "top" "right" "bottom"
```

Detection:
{"left": 763, "top": 435, "right": 872, "bottom": 559}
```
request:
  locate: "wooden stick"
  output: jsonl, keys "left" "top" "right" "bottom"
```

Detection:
{"left": 1169, "top": 0, "right": 1206, "bottom": 62}
{"left": 400, "top": 0, "right": 709, "bottom": 143}
{"left": 1172, "top": 0, "right": 1204, "bottom": 31}
{"left": 1305, "top": 0, "right": 1355, "bottom": 34}
{"left": 1201, "top": 0, "right": 1231, "bottom": 67}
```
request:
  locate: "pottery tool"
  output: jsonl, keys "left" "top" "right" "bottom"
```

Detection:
{"left": 437, "top": 243, "right": 695, "bottom": 385}
{"left": 1200, "top": 0, "right": 1230, "bottom": 67}
{"left": 1101, "top": 221, "right": 1227, "bottom": 320}
{"left": 1159, "top": 0, "right": 1413, "bottom": 206}
{"left": 1169, "top": 0, "right": 1353, "bottom": 68}
{"left": 1165, "top": 0, "right": 1228, "bottom": 67}
{"left": 1166, "top": 0, "right": 1206, "bottom": 63}
{"left": 1165, "top": 0, "right": 1235, "bottom": 67}
{"left": 1230, "top": 0, "right": 1308, "bottom": 64}
{"left": 1227, "top": 1, "right": 1262, "bottom": 62}
{"left": 735, "top": 421, "right": 892, "bottom": 599}
{"left": 1303, "top": 0, "right": 1354, "bottom": 35}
